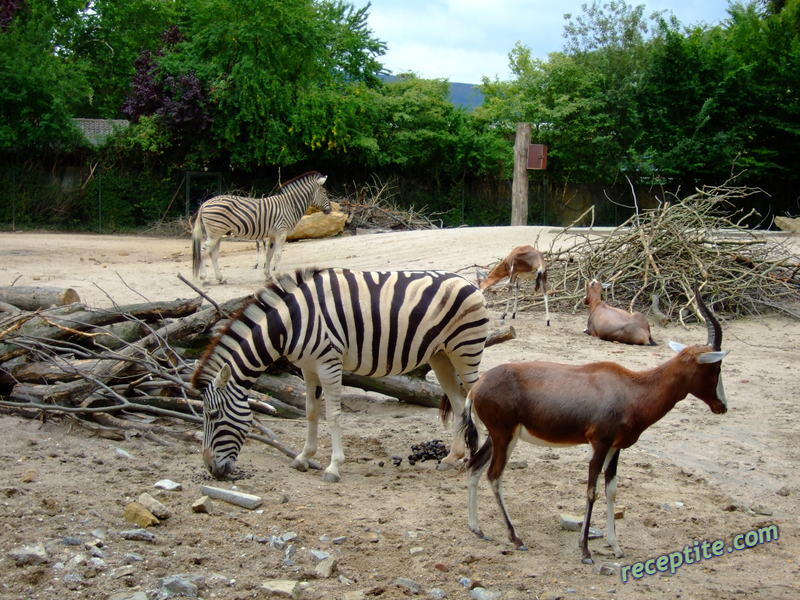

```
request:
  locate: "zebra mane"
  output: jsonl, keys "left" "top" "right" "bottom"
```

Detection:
{"left": 191, "top": 268, "right": 325, "bottom": 388}
{"left": 279, "top": 171, "right": 323, "bottom": 190}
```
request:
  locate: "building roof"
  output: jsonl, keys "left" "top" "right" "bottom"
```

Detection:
{"left": 73, "top": 118, "right": 130, "bottom": 147}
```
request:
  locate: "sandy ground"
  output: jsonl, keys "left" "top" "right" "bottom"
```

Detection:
{"left": 0, "top": 227, "right": 798, "bottom": 600}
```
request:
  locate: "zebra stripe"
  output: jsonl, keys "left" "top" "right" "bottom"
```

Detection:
{"left": 194, "top": 268, "right": 490, "bottom": 481}
{"left": 191, "top": 171, "right": 330, "bottom": 283}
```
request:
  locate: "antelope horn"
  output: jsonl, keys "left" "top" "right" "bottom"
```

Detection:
{"left": 694, "top": 285, "right": 722, "bottom": 350}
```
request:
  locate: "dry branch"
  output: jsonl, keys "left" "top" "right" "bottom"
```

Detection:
{"left": 488, "top": 185, "right": 800, "bottom": 321}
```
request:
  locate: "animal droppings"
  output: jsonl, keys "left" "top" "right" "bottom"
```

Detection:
{"left": 407, "top": 439, "right": 448, "bottom": 465}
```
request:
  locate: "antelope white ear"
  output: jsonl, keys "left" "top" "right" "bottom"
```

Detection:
{"left": 698, "top": 350, "right": 729, "bottom": 364}
{"left": 213, "top": 364, "right": 232, "bottom": 389}
{"left": 668, "top": 340, "right": 686, "bottom": 354}
{"left": 601, "top": 282, "right": 611, "bottom": 289}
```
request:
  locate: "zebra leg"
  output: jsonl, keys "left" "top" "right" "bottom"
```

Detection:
{"left": 253, "top": 240, "right": 263, "bottom": 270}
{"left": 208, "top": 237, "right": 225, "bottom": 284}
{"left": 291, "top": 371, "right": 323, "bottom": 473}
{"left": 263, "top": 236, "right": 278, "bottom": 281}
{"left": 268, "top": 232, "right": 288, "bottom": 281}
{"left": 428, "top": 353, "right": 467, "bottom": 470}
{"left": 320, "top": 374, "right": 345, "bottom": 483}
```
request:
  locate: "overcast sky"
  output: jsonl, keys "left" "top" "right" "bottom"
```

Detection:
{"left": 354, "top": 0, "right": 735, "bottom": 84}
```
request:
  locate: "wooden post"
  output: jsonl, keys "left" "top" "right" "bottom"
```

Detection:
{"left": 511, "top": 122, "right": 531, "bottom": 225}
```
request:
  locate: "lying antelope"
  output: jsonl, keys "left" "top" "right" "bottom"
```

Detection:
{"left": 584, "top": 279, "right": 656, "bottom": 345}
{"left": 479, "top": 245, "right": 550, "bottom": 326}
{"left": 458, "top": 287, "right": 728, "bottom": 564}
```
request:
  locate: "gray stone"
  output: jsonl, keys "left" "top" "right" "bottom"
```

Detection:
{"left": 192, "top": 495, "right": 212, "bottom": 513}
{"left": 395, "top": 577, "right": 422, "bottom": 594}
{"left": 62, "top": 536, "right": 83, "bottom": 546}
{"left": 120, "top": 529, "right": 156, "bottom": 542}
{"left": 62, "top": 573, "right": 84, "bottom": 590}
{"left": 110, "top": 565, "right": 136, "bottom": 579}
{"left": 559, "top": 514, "right": 583, "bottom": 531}
{"left": 332, "top": 536, "right": 348, "bottom": 544}
{"left": 159, "top": 574, "right": 204, "bottom": 598}
{"left": 8, "top": 542, "right": 48, "bottom": 566}
{"left": 115, "top": 447, "right": 135, "bottom": 459}
{"left": 138, "top": 492, "right": 171, "bottom": 519}
{"left": 260, "top": 579, "right": 301, "bottom": 599}
{"left": 314, "top": 556, "right": 337, "bottom": 579}
{"left": 270, "top": 535, "right": 286, "bottom": 550}
{"left": 429, "top": 588, "right": 448, "bottom": 599}
{"left": 309, "top": 549, "right": 330, "bottom": 561}
{"left": 123, "top": 552, "right": 144, "bottom": 563}
{"left": 154, "top": 479, "right": 182, "bottom": 491}
{"left": 470, "top": 588, "right": 502, "bottom": 600}
{"left": 596, "top": 562, "right": 621, "bottom": 576}
{"left": 199, "top": 485, "right": 263, "bottom": 509}
{"left": 109, "top": 592, "right": 148, "bottom": 600}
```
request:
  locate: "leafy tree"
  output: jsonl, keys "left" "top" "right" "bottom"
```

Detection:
{"left": 634, "top": 0, "right": 800, "bottom": 189}
{"left": 68, "top": 0, "right": 178, "bottom": 118}
{"left": 138, "top": 0, "right": 387, "bottom": 168}
{"left": 0, "top": 0, "right": 90, "bottom": 152}
{"left": 480, "top": 1, "right": 657, "bottom": 183}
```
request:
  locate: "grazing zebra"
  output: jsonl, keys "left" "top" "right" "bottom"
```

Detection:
{"left": 193, "top": 268, "right": 490, "bottom": 482}
{"left": 191, "top": 171, "right": 330, "bottom": 284}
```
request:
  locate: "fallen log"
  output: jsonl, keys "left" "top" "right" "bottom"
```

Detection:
{"left": 0, "top": 286, "right": 80, "bottom": 310}
{"left": 251, "top": 325, "right": 518, "bottom": 410}
{"left": 0, "top": 296, "right": 205, "bottom": 362}
{"left": 342, "top": 372, "right": 442, "bottom": 407}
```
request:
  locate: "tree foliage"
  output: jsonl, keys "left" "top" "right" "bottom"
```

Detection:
{"left": 0, "top": 0, "right": 90, "bottom": 152}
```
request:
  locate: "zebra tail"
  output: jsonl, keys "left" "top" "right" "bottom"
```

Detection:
{"left": 191, "top": 211, "right": 204, "bottom": 279}
{"left": 438, "top": 394, "right": 452, "bottom": 424}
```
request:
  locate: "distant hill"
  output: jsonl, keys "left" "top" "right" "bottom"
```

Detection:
{"left": 379, "top": 74, "right": 484, "bottom": 111}
{"left": 448, "top": 82, "right": 485, "bottom": 111}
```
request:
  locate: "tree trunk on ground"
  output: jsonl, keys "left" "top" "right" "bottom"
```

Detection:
{"left": 0, "top": 286, "right": 81, "bottom": 310}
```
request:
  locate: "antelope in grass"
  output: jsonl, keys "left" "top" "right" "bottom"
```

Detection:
{"left": 584, "top": 279, "right": 656, "bottom": 345}
{"left": 457, "top": 287, "right": 728, "bottom": 564}
{"left": 479, "top": 245, "right": 550, "bottom": 326}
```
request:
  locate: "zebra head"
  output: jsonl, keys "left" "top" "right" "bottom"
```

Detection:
{"left": 311, "top": 175, "right": 331, "bottom": 215}
{"left": 201, "top": 363, "right": 253, "bottom": 479}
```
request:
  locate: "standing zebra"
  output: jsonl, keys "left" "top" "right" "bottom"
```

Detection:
{"left": 193, "top": 268, "right": 490, "bottom": 482}
{"left": 191, "top": 171, "right": 330, "bottom": 284}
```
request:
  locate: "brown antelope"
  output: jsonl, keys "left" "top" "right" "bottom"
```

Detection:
{"left": 584, "top": 279, "right": 656, "bottom": 345}
{"left": 479, "top": 245, "right": 550, "bottom": 326}
{"left": 457, "top": 287, "right": 728, "bottom": 564}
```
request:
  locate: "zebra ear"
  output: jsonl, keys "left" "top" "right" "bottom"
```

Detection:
{"left": 317, "top": 175, "right": 327, "bottom": 185}
{"left": 213, "top": 364, "right": 232, "bottom": 390}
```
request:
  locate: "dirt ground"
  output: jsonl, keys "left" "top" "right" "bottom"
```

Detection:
{"left": 0, "top": 227, "right": 798, "bottom": 600}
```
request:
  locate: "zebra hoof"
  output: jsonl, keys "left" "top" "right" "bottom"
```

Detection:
{"left": 436, "top": 461, "right": 456, "bottom": 471}
{"left": 322, "top": 471, "right": 340, "bottom": 483}
{"left": 581, "top": 556, "right": 594, "bottom": 565}
{"left": 291, "top": 458, "right": 308, "bottom": 472}
{"left": 470, "top": 527, "right": 490, "bottom": 541}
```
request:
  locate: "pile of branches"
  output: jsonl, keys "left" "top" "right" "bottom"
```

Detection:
{"left": 0, "top": 289, "right": 309, "bottom": 458}
{"left": 540, "top": 184, "right": 800, "bottom": 322}
{"left": 340, "top": 177, "right": 443, "bottom": 232}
